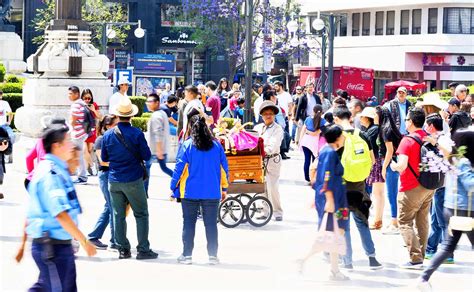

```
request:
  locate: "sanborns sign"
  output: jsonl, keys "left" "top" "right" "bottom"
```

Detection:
{"left": 161, "top": 32, "right": 198, "bottom": 45}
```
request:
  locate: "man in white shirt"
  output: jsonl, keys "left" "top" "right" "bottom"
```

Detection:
{"left": 109, "top": 77, "right": 130, "bottom": 114}
{"left": 179, "top": 85, "right": 212, "bottom": 137}
{"left": 274, "top": 81, "right": 293, "bottom": 119}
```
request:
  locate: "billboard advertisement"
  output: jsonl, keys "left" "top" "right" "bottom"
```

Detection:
{"left": 134, "top": 76, "right": 175, "bottom": 97}
{"left": 134, "top": 54, "right": 176, "bottom": 71}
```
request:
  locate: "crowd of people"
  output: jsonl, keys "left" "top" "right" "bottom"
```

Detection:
{"left": 12, "top": 76, "right": 474, "bottom": 290}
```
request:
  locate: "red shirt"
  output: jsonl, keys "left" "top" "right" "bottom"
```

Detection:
{"left": 396, "top": 129, "right": 427, "bottom": 192}
{"left": 205, "top": 95, "right": 221, "bottom": 124}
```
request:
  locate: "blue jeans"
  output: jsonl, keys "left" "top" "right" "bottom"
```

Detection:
{"left": 30, "top": 242, "right": 77, "bottom": 292}
{"left": 291, "top": 121, "right": 297, "bottom": 141}
{"left": 302, "top": 146, "right": 314, "bottom": 182}
{"left": 145, "top": 154, "right": 173, "bottom": 194}
{"left": 169, "top": 124, "right": 177, "bottom": 136}
{"left": 181, "top": 199, "right": 220, "bottom": 257}
{"left": 343, "top": 210, "right": 376, "bottom": 265}
{"left": 88, "top": 170, "right": 115, "bottom": 244}
{"left": 385, "top": 166, "right": 399, "bottom": 219}
{"left": 426, "top": 187, "right": 447, "bottom": 255}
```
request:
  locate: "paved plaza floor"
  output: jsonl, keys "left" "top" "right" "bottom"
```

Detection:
{"left": 1, "top": 149, "right": 473, "bottom": 291}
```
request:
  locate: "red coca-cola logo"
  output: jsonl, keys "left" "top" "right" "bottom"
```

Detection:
{"left": 346, "top": 83, "right": 365, "bottom": 91}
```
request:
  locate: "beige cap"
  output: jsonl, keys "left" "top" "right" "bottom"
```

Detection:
{"left": 359, "top": 107, "right": 377, "bottom": 119}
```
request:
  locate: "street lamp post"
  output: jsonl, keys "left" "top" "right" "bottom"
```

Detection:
{"left": 95, "top": 20, "right": 146, "bottom": 55}
{"left": 327, "top": 14, "right": 335, "bottom": 99}
{"left": 243, "top": 0, "right": 254, "bottom": 124}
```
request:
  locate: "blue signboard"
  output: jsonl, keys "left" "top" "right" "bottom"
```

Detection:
{"left": 114, "top": 69, "right": 133, "bottom": 86}
{"left": 134, "top": 53, "right": 175, "bottom": 71}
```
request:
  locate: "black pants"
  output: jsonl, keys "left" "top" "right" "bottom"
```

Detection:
{"left": 421, "top": 208, "right": 474, "bottom": 281}
{"left": 302, "top": 146, "right": 314, "bottom": 182}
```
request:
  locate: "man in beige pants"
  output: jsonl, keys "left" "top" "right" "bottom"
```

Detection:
{"left": 254, "top": 99, "right": 284, "bottom": 221}
{"left": 390, "top": 107, "right": 434, "bottom": 270}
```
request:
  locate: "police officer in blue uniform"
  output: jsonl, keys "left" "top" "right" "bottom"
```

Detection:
{"left": 26, "top": 124, "right": 96, "bottom": 291}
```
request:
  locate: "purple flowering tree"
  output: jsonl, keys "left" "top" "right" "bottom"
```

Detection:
{"left": 180, "top": 0, "right": 307, "bottom": 79}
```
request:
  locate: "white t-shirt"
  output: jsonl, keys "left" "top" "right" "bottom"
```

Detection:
{"left": 277, "top": 91, "right": 293, "bottom": 117}
{"left": 182, "top": 99, "right": 204, "bottom": 134}
{"left": 109, "top": 91, "right": 127, "bottom": 114}
{"left": 0, "top": 100, "right": 12, "bottom": 126}
{"left": 253, "top": 96, "right": 263, "bottom": 121}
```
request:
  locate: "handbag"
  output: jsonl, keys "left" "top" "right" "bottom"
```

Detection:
{"left": 312, "top": 212, "right": 346, "bottom": 255}
{"left": 449, "top": 173, "right": 473, "bottom": 232}
{"left": 113, "top": 127, "right": 149, "bottom": 181}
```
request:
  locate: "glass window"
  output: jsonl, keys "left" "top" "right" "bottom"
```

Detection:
{"left": 339, "top": 13, "right": 348, "bottom": 36}
{"left": 362, "top": 12, "right": 370, "bottom": 35}
{"left": 412, "top": 9, "right": 421, "bottom": 34}
{"left": 386, "top": 11, "right": 395, "bottom": 35}
{"left": 428, "top": 8, "right": 438, "bottom": 34}
{"left": 375, "top": 11, "right": 384, "bottom": 35}
{"left": 400, "top": 10, "right": 410, "bottom": 35}
{"left": 443, "top": 8, "right": 474, "bottom": 34}
{"left": 352, "top": 13, "right": 360, "bottom": 36}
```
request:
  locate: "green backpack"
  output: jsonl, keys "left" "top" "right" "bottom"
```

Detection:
{"left": 341, "top": 129, "right": 372, "bottom": 182}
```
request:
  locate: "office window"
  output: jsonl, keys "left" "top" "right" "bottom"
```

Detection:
{"left": 386, "top": 10, "right": 395, "bottom": 35}
{"left": 339, "top": 14, "right": 348, "bottom": 36}
{"left": 352, "top": 13, "right": 360, "bottom": 36}
{"left": 362, "top": 12, "right": 370, "bottom": 35}
{"left": 400, "top": 10, "right": 410, "bottom": 34}
{"left": 428, "top": 8, "right": 438, "bottom": 33}
{"left": 375, "top": 11, "right": 384, "bottom": 35}
{"left": 412, "top": 9, "right": 421, "bottom": 34}
{"left": 443, "top": 8, "right": 474, "bottom": 34}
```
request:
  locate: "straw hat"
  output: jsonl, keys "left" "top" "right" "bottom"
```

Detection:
{"left": 259, "top": 101, "right": 279, "bottom": 115}
{"left": 114, "top": 97, "right": 139, "bottom": 117}
{"left": 419, "top": 92, "right": 448, "bottom": 110}
{"left": 359, "top": 107, "right": 377, "bottom": 119}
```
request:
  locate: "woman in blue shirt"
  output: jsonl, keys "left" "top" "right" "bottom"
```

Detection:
{"left": 419, "top": 128, "right": 474, "bottom": 289}
{"left": 26, "top": 124, "right": 96, "bottom": 291}
{"left": 171, "top": 114, "right": 229, "bottom": 265}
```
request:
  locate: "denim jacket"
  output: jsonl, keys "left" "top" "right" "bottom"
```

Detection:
{"left": 444, "top": 158, "right": 474, "bottom": 211}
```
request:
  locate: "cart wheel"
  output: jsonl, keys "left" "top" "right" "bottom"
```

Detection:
{"left": 236, "top": 193, "right": 252, "bottom": 223}
{"left": 246, "top": 196, "right": 273, "bottom": 227}
{"left": 219, "top": 197, "right": 244, "bottom": 228}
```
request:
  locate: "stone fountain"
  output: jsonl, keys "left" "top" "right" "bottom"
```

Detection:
{"left": 14, "top": 0, "right": 112, "bottom": 171}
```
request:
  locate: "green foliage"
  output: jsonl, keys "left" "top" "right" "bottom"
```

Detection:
{"left": 131, "top": 117, "right": 149, "bottom": 132}
{"left": 130, "top": 96, "right": 147, "bottom": 117}
{"left": 5, "top": 74, "right": 26, "bottom": 85}
{"left": 141, "top": 112, "right": 152, "bottom": 118}
{"left": 0, "top": 83, "right": 22, "bottom": 94}
{"left": 2, "top": 93, "right": 23, "bottom": 112}
{"left": 32, "top": 0, "right": 129, "bottom": 51}
{"left": 0, "top": 63, "right": 5, "bottom": 82}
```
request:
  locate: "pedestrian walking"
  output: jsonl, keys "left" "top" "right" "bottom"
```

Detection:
{"left": 254, "top": 101, "right": 284, "bottom": 221}
{"left": 298, "top": 105, "right": 326, "bottom": 183}
{"left": 417, "top": 128, "right": 474, "bottom": 290}
{"left": 447, "top": 97, "right": 471, "bottom": 135}
{"left": 217, "top": 78, "right": 230, "bottom": 111}
{"left": 300, "top": 124, "right": 349, "bottom": 281}
{"left": 348, "top": 99, "right": 364, "bottom": 129}
{"left": 360, "top": 107, "right": 384, "bottom": 230}
{"left": 418, "top": 92, "right": 450, "bottom": 137}
{"left": 109, "top": 77, "right": 130, "bottom": 114}
{"left": 205, "top": 81, "right": 221, "bottom": 126}
{"left": 160, "top": 95, "right": 179, "bottom": 136}
{"left": 171, "top": 114, "right": 229, "bottom": 265}
{"left": 0, "top": 127, "right": 11, "bottom": 199}
{"left": 291, "top": 85, "right": 305, "bottom": 143}
{"left": 144, "top": 93, "right": 173, "bottom": 194}
{"left": 333, "top": 107, "right": 382, "bottom": 270}
{"left": 101, "top": 97, "right": 157, "bottom": 260}
{"left": 87, "top": 114, "right": 118, "bottom": 250}
{"left": 81, "top": 89, "right": 101, "bottom": 176}
{"left": 0, "top": 89, "right": 15, "bottom": 145}
{"left": 68, "top": 86, "right": 90, "bottom": 184}
{"left": 390, "top": 107, "right": 433, "bottom": 269}
{"left": 26, "top": 124, "right": 97, "bottom": 291}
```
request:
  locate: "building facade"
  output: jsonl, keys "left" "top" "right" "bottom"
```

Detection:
{"left": 300, "top": 0, "right": 474, "bottom": 98}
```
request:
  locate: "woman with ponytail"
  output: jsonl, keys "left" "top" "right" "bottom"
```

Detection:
{"left": 170, "top": 114, "right": 229, "bottom": 265}
{"left": 298, "top": 105, "right": 327, "bottom": 183}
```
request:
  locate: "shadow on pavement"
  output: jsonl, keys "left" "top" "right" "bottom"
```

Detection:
{"left": 0, "top": 235, "right": 23, "bottom": 243}
{"left": 138, "top": 257, "right": 268, "bottom": 271}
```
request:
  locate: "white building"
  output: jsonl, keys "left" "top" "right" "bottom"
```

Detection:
{"left": 299, "top": 0, "right": 474, "bottom": 97}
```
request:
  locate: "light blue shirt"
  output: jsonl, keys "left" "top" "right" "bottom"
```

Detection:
{"left": 26, "top": 154, "right": 81, "bottom": 240}
{"left": 398, "top": 101, "right": 407, "bottom": 135}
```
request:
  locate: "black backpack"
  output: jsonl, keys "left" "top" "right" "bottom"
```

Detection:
{"left": 82, "top": 104, "right": 96, "bottom": 136}
{"left": 406, "top": 134, "right": 445, "bottom": 190}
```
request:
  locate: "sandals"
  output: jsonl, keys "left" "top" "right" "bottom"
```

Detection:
{"left": 370, "top": 220, "right": 383, "bottom": 230}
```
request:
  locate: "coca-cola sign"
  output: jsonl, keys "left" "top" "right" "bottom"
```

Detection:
{"left": 346, "top": 83, "right": 365, "bottom": 91}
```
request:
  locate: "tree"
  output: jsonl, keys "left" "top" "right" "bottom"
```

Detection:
{"left": 32, "top": 0, "right": 129, "bottom": 52}
{"left": 180, "top": 0, "right": 311, "bottom": 80}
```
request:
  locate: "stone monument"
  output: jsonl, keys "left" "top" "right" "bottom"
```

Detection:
{"left": 0, "top": 0, "right": 27, "bottom": 73}
{"left": 14, "top": 0, "right": 112, "bottom": 171}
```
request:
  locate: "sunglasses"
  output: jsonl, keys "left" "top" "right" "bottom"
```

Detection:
{"left": 404, "top": 118, "right": 411, "bottom": 122}
{"left": 1, "top": 140, "right": 8, "bottom": 145}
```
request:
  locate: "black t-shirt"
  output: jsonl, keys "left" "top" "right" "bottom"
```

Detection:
{"left": 378, "top": 127, "right": 401, "bottom": 158}
{"left": 364, "top": 124, "right": 379, "bottom": 159}
{"left": 449, "top": 111, "right": 471, "bottom": 135}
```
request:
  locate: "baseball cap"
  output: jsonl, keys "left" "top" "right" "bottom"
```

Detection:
{"left": 448, "top": 97, "right": 461, "bottom": 107}
{"left": 397, "top": 87, "right": 407, "bottom": 93}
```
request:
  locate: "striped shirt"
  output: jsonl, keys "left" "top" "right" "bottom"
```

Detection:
{"left": 70, "top": 99, "right": 87, "bottom": 140}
